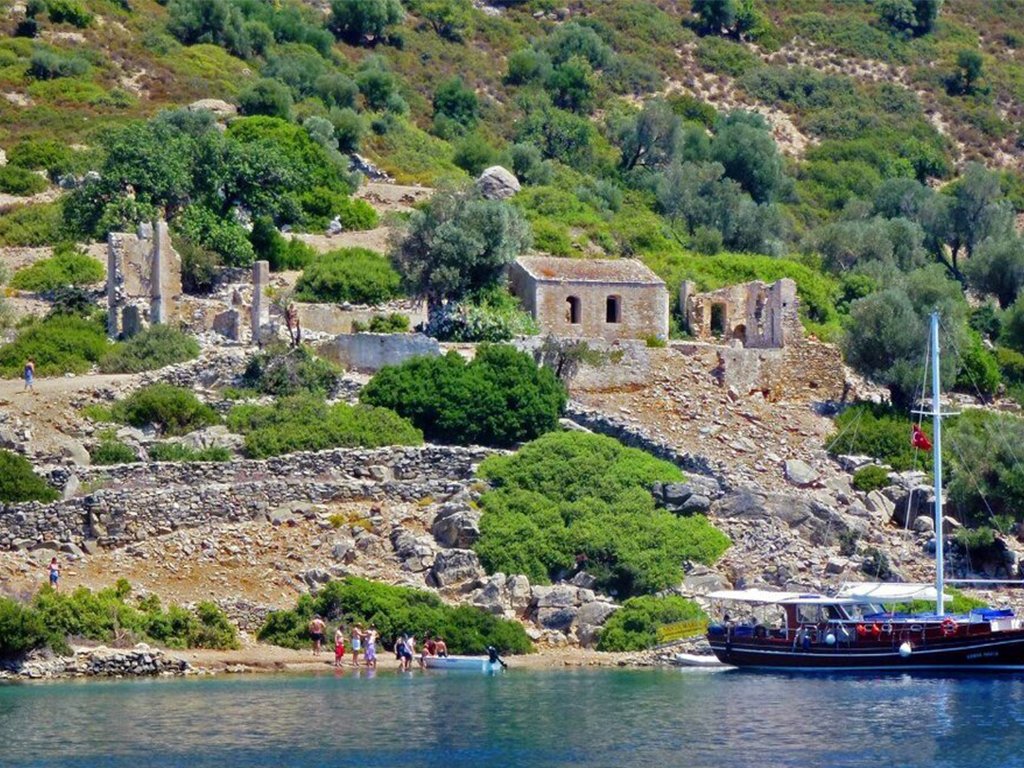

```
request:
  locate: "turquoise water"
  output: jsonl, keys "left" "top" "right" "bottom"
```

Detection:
{"left": 2, "top": 667, "right": 1024, "bottom": 767}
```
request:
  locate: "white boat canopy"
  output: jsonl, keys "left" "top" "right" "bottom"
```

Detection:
{"left": 706, "top": 583, "right": 951, "bottom": 606}
{"left": 706, "top": 589, "right": 862, "bottom": 606}
{"left": 837, "top": 582, "right": 950, "bottom": 603}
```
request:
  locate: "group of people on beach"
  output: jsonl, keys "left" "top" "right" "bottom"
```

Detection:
{"left": 307, "top": 615, "right": 447, "bottom": 670}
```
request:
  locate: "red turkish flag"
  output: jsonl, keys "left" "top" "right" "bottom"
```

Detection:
{"left": 911, "top": 424, "right": 932, "bottom": 451}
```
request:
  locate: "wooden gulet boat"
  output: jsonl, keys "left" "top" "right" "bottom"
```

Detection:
{"left": 706, "top": 312, "right": 1024, "bottom": 672}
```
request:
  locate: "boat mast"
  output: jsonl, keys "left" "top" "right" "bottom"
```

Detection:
{"left": 930, "top": 311, "right": 944, "bottom": 617}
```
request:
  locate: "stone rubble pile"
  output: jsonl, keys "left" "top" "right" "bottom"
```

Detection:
{"left": 0, "top": 644, "right": 189, "bottom": 681}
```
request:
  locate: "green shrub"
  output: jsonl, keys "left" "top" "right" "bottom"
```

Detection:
{"left": 596, "top": 595, "right": 705, "bottom": 652}
{"left": 80, "top": 403, "right": 116, "bottom": 423}
{"left": 851, "top": 465, "right": 891, "bottom": 493}
{"left": 7, "top": 139, "right": 79, "bottom": 177}
{"left": 351, "top": 313, "right": 410, "bottom": 333}
{"left": 0, "top": 166, "right": 48, "bottom": 196}
{"left": 238, "top": 78, "right": 294, "bottom": 120}
{"left": 954, "top": 525, "right": 998, "bottom": 555}
{"left": 147, "top": 443, "right": 232, "bottom": 462}
{"left": 31, "top": 583, "right": 239, "bottom": 651}
{"left": 996, "top": 346, "right": 1024, "bottom": 385}
{"left": 9, "top": 245, "right": 104, "bottom": 291}
{"left": 249, "top": 216, "right": 317, "bottom": 272}
{"left": 947, "top": 410, "right": 1024, "bottom": 526}
{"left": 294, "top": 247, "right": 401, "bottom": 304}
{"left": 298, "top": 187, "right": 379, "bottom": 231}
{"left": 99, "top": 325, "right": 200, "bottom": 373}
{"left": 475, "top": 432, "right": 729, "bottom": 597}
{"left": 46, "top": 0, "right": 93, "bottom": 27}
{"left": 258, "top": 577, "right": 531, "bottom": 654}
{"left": 227, "top": 394, "right": 422, "bottom": 458}
{"left": 0, "top": 314, "right": 109, "bottom": 377}
{"left": 827, "top": 404, "right": 928, "bottom": 472}
{"left": 424, "top": 288, "right": 539, "bottom": 342}
{"left": 241, "top": 344, "right": 339, "bottom": 396}
{"left": 175, "top": 206, "right": 256, "bottom": 268}
{"left": 0, "top": 203, "right": 64, "bottom": 247}
{"left": 695, "top": 36, "right": 759, "bottom": 76}
{"left": 0, "top": 598, "right": 51, "bottom": 658}
{"left": 89, "top": 437, "right": 137, "bottom": 465}
{"left": 0, "top": 449, "right": 60, "bottom": 503}
{"left": 361, "top": 345, "right": 566, "bottom": 448}
{"left": 28, "top": 49, "right": 89, "bottom": 79}
{"left": 111, "top": 384, "right": 220, "bottom": 436}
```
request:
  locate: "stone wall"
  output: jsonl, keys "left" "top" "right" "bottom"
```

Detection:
{"left": 712, "top": 338, "right": 846, "bottom": 401}
{"left": 0, "top": 446, "right": 497, "bottom": 552}
{"left": 564, "top": 402, "right": 729, "bottom": 487}
{"left": 317, "top": 332, "right": 440, "bottom": 372}
{"left": 295, "top": 300, "right": 427, "bottom": 336}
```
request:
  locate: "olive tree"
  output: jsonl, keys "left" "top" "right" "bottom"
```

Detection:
{"left": 389, "top": 189, "right": 532, "bottom": 318}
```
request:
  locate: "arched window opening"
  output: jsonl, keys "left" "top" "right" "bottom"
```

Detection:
{"left": 606, "top": 295, "right": 621, "bottom": 324}
{"left": 566, "top": 296, "right": 581, "bottom": 324}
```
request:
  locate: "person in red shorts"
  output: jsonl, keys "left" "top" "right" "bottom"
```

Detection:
{"left": 334, "top": 625, "right": 346, "bottom": 668}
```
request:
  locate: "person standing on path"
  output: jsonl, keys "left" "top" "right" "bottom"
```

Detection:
{"left": 351, "top": 624, "right": 363, "bottom": 667}
{"left": 364, "top": 625, "right": 378, "bottom": 670}
{"left": 47, "top": 557, "right": 59, "bottom": 590}
{"left": 309, "top": 615, "right": 326, "bottom": 656}
{"left": 23, "top": 358, "right": 34, "bottom": 393}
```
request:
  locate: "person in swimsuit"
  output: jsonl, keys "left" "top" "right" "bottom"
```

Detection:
{"left": 334, "top": 626, "right": 346, "bottom": 667}
{"left": 396, "top": 633, "right": 413, "bottom": 671}
{"left": 23, "top": 358, "right": 34, "bottom": 393}
{"left": 351, "top": 624, "right": 363, "bottom": 667}
{"left": 364, "top": 625, "right": 378, "bottom": 669}
{"left": 48, "top": 557, "right": 59, "bottom": 590}
{"left": 434, "top": 636, "right": 448, "bottom": 658}
{"left": 308, "top": 615, "right": 326, "bottom": 656}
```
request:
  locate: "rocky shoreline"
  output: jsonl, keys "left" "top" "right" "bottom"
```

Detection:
{"left": 0, "top": 642, "right": 666, "bottom": 682}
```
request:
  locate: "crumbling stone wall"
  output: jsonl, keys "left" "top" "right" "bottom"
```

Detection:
{"left": 711, "top": 338, "right": 846, "bottom": 401}
{"left": 317, "top": 332, "right": 440, "bottom": 371}
{"left": 680, "top": 278, "right": 800, "bottom": 348}
{"left": 107, "top": 220, "right": 182, "bottom": 337}
{"left": 0, "top": 446, "right": 496, "bottom": 552}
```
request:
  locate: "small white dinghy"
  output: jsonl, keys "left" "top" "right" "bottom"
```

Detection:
{"left": 422, "top": 655, "right": 505, "bottom": 673}
{"left": 673, "top": 652, "right": 730, "bottom": 669}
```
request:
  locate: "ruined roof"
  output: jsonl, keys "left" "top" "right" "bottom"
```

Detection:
{"left": 514, "top": 256, "right": 665, "bottom": 286}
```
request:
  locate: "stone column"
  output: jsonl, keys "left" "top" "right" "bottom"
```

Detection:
{"left": 251, "top": 260, "right": 270, "bottom": 343}
{"left": 150, "top": 220, "right": 168, "bottom": 325}
{"left": 106, "top": 239, "right": 120, "bottom": 337}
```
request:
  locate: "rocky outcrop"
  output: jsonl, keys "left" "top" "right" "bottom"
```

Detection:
{"left": 715, "top": 488, "right": 859, "bottom": 545}
{"left": 428, "top": 549, "right": 484, "bottom": 588}
{"left": 651, "top": 476, "right": 723, "bottom": 515}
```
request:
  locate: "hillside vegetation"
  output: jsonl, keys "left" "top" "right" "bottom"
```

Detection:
{"left": 1, "top": 0, "right": 1024, "bottom": 403}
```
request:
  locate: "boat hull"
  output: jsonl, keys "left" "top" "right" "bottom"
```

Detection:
{"left": 708, "top": 630, "right": 1024, "bottom": 671}
{"left": 422, "top": 655, "right": 504, "bottom": 672}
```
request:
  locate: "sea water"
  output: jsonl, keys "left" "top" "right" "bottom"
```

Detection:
{"left": 2, "top": 667, "right": 1024, "bottom": 768}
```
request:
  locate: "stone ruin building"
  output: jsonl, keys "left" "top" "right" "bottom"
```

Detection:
{"left": 509, "top": 255, "right": 669, "bottom": 342}
{"left": 678, "top": 278, "right": 846, "bottom": 400}
{"left": 679, "top": 278, "right": 800, "bottom": 348}
{"left": 106, "top": 220, "right": 182, "bottom": 337}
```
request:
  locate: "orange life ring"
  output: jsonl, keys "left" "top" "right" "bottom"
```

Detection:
{"left": 941, "top": 617, "right": 957, "bottom": 637}
{"left": 856, "top": 624, "right": 867, "bottom": 637}
{"left": 871, "top": 623, "right": 882, "bottom": 637}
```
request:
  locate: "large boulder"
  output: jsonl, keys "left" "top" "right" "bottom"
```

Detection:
{"left": 537, "top": 605, "right": 577, "bottom": 632}
{"left": 475, "top": 166, "right": 520, "bottom": 200}
{"left": 651, "top": 476, "right": 723, "bottom": 514}
{"left": 188, "top": 99, "right": 237, "bottom": 118}
{"left": 573, "top": 601, "right": 618, "bottom": 648}
{"left": 783, "top": 459, "right": 819, "bottom": 487}
{"left": 431, "top": 502, "right": 481, "bottom": 549}
{"left": 427, "top": 549, "right": 484, "bottom": 588}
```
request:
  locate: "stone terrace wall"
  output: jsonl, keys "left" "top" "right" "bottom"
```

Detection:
{"left": 0, "top": 446, "right": 497, "bottom": 552}
{"left": 564, "top": 403, "right": 729, "bottom": 489}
